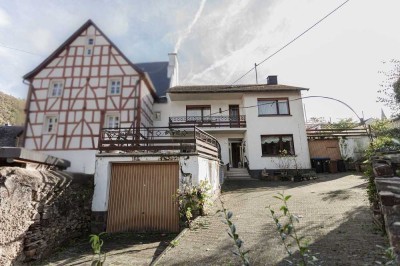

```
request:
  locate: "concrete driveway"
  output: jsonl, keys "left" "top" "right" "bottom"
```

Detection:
{"left": 156, "top": 173, "right": 387, "bottom": 265}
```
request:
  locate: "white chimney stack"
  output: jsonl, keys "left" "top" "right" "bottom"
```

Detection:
{"left": 168, "top": 53, "right": 179, "bottom": 87}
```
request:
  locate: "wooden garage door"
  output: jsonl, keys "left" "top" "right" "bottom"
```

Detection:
{"left": 107, "top": 162, "right": 179, "bottom": 233}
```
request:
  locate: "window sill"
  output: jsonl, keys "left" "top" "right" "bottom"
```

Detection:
{"left": 258, "top": 114, "right": 292, "bottom": 117}
{"left": 261, "top": 155, "right": 297, "bottom": 157}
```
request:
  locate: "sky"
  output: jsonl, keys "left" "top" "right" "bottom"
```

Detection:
{"left": 1, "top": 0, "right": 400, "bottom": 123}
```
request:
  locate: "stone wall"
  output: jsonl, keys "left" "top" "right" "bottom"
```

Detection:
{"left": 375, "top": 177, "right": 400, "bottom": 263}
{"left": 0, "top": 167, "right": 93, "bottom": 265}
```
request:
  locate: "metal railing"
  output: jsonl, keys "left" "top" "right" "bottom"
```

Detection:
{"left": 169, "top": 115, "right": 246, "bottom": 128}
{"left": 98, "top": 126, "right": 220, "bottom": 159}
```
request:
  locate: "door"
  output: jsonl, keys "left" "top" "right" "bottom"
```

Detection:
{"left": 230, "top": 142, "right": 242, "bottom": 168}
{"left": 229, "top": 105, "right": 240, "bottom": 128}
{"left": 107, "top": 162, "right": 180, "bottom": 233}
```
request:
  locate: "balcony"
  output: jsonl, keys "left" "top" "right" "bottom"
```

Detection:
{"left": 98, "top": 126, "right": 221, "bottom": 159}
{"left": 169, "top": 115, "right": 246, "bottom": 128}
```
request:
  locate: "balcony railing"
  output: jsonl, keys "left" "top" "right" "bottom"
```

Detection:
{"left": 169, "top": 115, "right": 246, "bottom": 128}
{"left": 98, "top": 126, "right": 221, "bottom": 159}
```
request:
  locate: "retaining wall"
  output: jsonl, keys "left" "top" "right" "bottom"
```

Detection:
{"left": 0, "top": 167, "right": 93, "bottom": 265}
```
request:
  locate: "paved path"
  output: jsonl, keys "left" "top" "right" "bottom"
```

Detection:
{"left": 156, "top": 173, "right": 387, "bottom": 265}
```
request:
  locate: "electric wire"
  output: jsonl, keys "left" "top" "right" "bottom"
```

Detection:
{"left": 0, "top": 42, "right": 43, "bottom": 57}
{"left": 230, "top": 0, "right": 351, "bottom": 85}
{"left": 209, "top": 95, "right": 363, "bottom": 123}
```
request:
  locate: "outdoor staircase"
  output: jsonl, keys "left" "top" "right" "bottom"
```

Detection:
{"left": 225, "top": 168, "right": 253, "bottom": 181}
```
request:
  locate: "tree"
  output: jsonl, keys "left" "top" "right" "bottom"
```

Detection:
{"left": 330, "top": 118, "right": 358, "bottom": 129}
{"left": 377, "top": 59, "right": 400, "bottom": 116}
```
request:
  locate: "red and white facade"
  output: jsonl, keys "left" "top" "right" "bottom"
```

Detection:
{"left": 23, "top": 20, "right": 156, "bottom": 173}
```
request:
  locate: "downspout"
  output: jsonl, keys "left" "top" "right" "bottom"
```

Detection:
{"left": 137, "top": 76, "right": 142, "bottom": 129}
{"left": 22, "top": 78, "right": 33, "bottom": 148}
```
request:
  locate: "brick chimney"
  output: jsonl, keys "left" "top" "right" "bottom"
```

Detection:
{"left": 266, "top": 75, "right": 278, "bottom": 85}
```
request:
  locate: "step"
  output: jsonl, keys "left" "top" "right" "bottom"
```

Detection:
{"left": 226, "top": 173, "right": 251, "bottom": 177}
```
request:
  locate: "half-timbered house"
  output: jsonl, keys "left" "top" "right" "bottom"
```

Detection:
{"left": 22, "top": 20, "right": 173, "bottom": 173}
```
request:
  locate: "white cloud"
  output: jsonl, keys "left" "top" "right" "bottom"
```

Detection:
{"left": 28, "top": 28, "right": 55, "bottom": 54}
{"left": 0, "top": 8, "right": 11, "bottom": 27}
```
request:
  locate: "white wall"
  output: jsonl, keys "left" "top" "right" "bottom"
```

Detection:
{"left": 154, "top": 91, "right": 310, "bottom": 170}
{"left": 92, "top": 155, "right": 220, "bottom": 212}
{"left": 42, "top": 150, "right": 97, "bottom": 174}
{"left": 211, "top": 133, "right": 246, "bottom": 165}
{"left": 242, "top": 91, "right": 311, "bottom": 170}
{"left": 339, "top": 137, "right": 370, "bottom": 161}
{"left": 152, "top": 98, "right": 243, "bottom": 127}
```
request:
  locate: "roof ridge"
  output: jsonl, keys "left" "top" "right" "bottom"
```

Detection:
{"left": 23, "top": 19, "right": 145, "bottom": 80}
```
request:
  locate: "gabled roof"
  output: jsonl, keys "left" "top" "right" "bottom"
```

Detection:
{"left": 136, "top": 62, "right": 170, "bottom": 98}
{"left": 23, "top": 19, "right": 145, "bottom": 81}
{"left": 168, "top": 84, "right": 309, "bottom": 93}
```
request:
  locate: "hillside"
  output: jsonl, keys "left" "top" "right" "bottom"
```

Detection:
{"left": 0, "top": 91, "right": 26, "bottom": 126}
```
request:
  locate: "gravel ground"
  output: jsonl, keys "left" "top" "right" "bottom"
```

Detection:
{"left": 35, "top": 232, "right": 176, "bottom": 266}
{"left": 156, "top": 173, "right": 388, "bottom": 266}
{"left": 36, "top": 173, "right": 388, "bottom": 266}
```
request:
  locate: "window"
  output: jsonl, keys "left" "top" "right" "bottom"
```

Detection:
{"left": 49, "top": 81, "right": 63, "bottom": 97}
{"left": 108, "top": 79, "right": 121, "bottom": 95}
{"left": 105, "top": 114, "right": 120, "bottom": 128}
{"left": 261, "top": 135, "right": 294, "bottom": 156}
{"left": 154, "top": 111, "right": 161, "bottom": 121}
{"left": 258, "top": 98, "right": 289, "bottom": 116}
{"left": 85, "top": 37, "right": 94, "bottom": 56}
{"left": 186, "top": 105, "right": 211, "bottom": 122}
{"left": 44, "top": 116, "right": 58, "bottom": 134}
{"left": 85, "top": 47, "right": 92, "bottom": 56}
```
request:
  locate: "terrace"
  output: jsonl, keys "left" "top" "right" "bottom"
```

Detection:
{"left": 98, "top": 126, "right": 221, "bottom": 159}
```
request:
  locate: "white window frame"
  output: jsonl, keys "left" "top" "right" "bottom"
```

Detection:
{"left": 108, "top": 79, "right": 122, "bottom": 95}
{"left": 43, "top": 115, "right": 58, "bottom": 134}
{"left": 105, "top": 113, "right": 120, "bottom": 129}
{"left": 258, "top": 98, "right": 290, "bottom": 116}
{"left": 49, "top": 80, "right": 63, "bottom": 97}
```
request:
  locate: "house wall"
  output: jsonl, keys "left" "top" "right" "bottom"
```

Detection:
{"left": 41, "top": 150, "right": 97, "bottom": 173}
{"left": 152, "top": 98, "right": 244, "bottom": 127}
{"left": 92, "top": 154, "right": 221, "bottom": 212}
{"left": 242, "top": 91, "right": 311, "bottom": 171}
{"left": 24, "top": 24, "right": 154, "bottom": 174}
{"left": 211, "top": 132, "right": 246, "bottom": 165}
{"left": 155, "top": 90, "right": 310, "bottom": 175}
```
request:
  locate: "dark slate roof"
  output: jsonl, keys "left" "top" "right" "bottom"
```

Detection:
{"left": 136, "top": 62, "right": 170, "bottom": 99}
{"left": 168, "top": 84, "right": 309, "bottom": 93}
{"left": 0, "top": 126, "right": 24, "bottom": 147}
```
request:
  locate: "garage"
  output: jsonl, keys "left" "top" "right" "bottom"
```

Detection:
{"left": 106, "top": 162, "right": 180, "bottom": 233}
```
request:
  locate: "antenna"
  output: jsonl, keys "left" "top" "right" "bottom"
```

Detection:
{"left": 254, "top": 63, "right": 258, "bottom": 84}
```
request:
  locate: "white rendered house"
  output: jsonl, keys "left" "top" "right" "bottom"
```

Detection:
{"left": 154, "top": 76, "right": 312, "bottom": 178}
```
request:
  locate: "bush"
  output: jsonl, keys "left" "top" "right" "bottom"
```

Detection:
{"left": 175, "top": 180, "right": 212, "bottom": 227}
